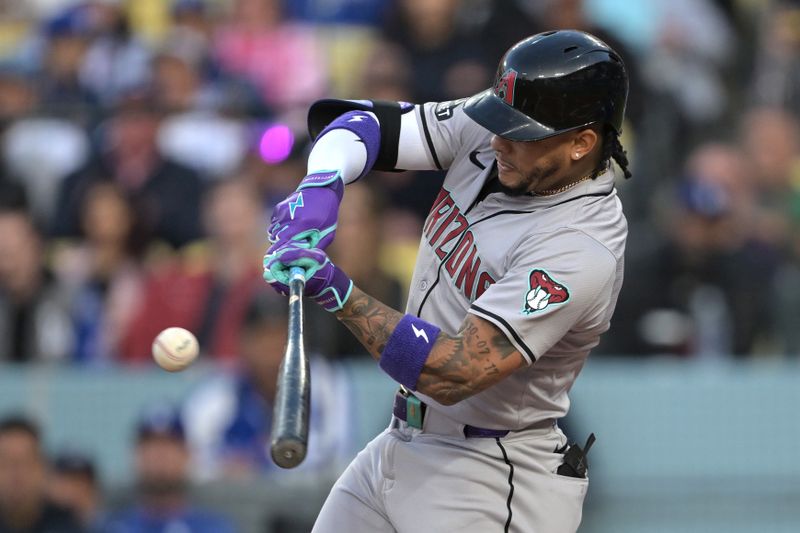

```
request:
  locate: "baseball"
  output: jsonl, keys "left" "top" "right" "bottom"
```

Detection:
{"left": 152, "top": 327, "right": 199, "bottom": 372}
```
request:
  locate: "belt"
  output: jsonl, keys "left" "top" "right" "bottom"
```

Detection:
{"left": 393, "top": 387, "right": 510, "bottom": 438}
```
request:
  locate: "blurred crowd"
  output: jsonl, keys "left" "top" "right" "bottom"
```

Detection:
{"left": 0, "top": 409, "right": 244, "bottom": 532}
{"left": 0, "top": 0, "right": 799, "bottom": 530}
{"left": 1, "top": 0, "right": 799, "bottom": 368}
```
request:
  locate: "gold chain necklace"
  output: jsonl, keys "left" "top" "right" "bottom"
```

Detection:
{"left": 534, "top": 163, "right": 608, "bottom": 196}
{"left": 535, "top": 174, "right": 592, "bottom": 196}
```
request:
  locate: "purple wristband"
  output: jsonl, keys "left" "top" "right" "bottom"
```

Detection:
{"left": 379, "top": 315, "right": 441, "bottom": 390}
{"left": 315, "top": 110, "right": 380, "bottom": 180}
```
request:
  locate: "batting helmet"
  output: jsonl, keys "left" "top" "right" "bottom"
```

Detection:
{"left": 463, "top": 30, "right": 628, "bottom": 142}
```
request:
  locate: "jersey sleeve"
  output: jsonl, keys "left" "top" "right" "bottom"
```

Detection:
{"left": 468, "top": 231, "right": 617, "bottom": 364}
{"left": 400, "top": 99, "right": 489, "bottom": 171}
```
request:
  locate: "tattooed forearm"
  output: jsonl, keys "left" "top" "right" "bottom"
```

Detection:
{"left": 336, "top": 286, "right": 525, "bottom": 405}
{"left": 416, "top": 314, "right": 524, "bottom": 405}
{"left": 335, "top": 286, "right": 404, "bottom": 361}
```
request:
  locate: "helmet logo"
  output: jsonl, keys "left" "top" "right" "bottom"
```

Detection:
{"left": 494, "top": 68, "right": 518, "bottom": 106}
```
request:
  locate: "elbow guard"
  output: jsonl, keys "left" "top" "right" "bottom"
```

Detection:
{"left": 314, "top": 111, "right": 380, "bottom": 181}
{"left": 307, "top": 99, "right": 414, "bottom": 171}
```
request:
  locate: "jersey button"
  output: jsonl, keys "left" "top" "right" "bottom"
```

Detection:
{"left": 419, "top": 280, "right": 428, "bottom": 291}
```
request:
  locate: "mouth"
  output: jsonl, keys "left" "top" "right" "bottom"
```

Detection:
{"left": 496, "top": 156, "right": 515, "bottom": 174}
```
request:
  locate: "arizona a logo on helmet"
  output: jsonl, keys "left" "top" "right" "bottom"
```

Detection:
{"left": 494, "top": 68, "right": 518, "bottom": 106}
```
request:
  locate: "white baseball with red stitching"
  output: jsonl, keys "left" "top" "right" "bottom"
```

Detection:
{"left": 152, "top": 327, "right": 199, "bottom": 372}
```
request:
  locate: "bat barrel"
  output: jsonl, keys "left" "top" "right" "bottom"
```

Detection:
{"left": 270, "top": 267, "right": 310, "bottom": 469}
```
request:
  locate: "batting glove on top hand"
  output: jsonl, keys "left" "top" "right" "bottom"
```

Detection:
{"left": 263, "top": 242, "right": 353, "bottom": 312}
{"left": 268, "top": 171, "right": 344, "bottom": 249}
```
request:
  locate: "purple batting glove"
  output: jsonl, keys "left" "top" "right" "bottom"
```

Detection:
{"left": 267, "top": 171, "right": 344, "bottom": 249}
{"left": 263, "top": 242, "right": 353, "bottom": 312}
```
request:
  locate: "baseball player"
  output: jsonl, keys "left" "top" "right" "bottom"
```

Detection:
{"left": 263, "top": 30, "right": 630, "bottom": 532}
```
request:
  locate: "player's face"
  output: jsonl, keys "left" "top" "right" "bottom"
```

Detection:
{"left": 491, "top": 134, "right": 574, "bottom": 196}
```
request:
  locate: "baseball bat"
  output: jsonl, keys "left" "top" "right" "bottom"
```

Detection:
{"left": 270, "top": 266, "right": 310, "bottom": 468}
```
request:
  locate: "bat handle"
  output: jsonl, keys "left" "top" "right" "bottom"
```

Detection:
{"left": 271, "top": 263, "right": 310, "bottom": 469}
{"left": 289, "top": 266, "right": 306, "bottom": 284}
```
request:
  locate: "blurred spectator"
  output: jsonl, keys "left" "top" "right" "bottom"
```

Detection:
{"left": 382, "top": 0, "right": 490, "bottom": 102}
{"left": 740, "top": 106, "right": 800, "bottom": 355}
{"left": 739, "top": 106, "right": 800, "bottom": 249}
{"left": 48, "top": 452, "right": 103, "bottom": 533}
{"left": 36, "top": 5, "right": 97, "bottom": 113}
{"left": 52, "top": 93, "right": 205, "bottom": 249}
{"left": 308, "top": 182, "right": 405, "bottom": 359}
{"left": 79, "top": 0, "right": 151, "bottom": 106}
{"left": 605, "top": 143, "right": 777, "bottom": 357}
{"left": 150, "top": 33, "right": 255, "bottom": 178}
{"left": 119, "top": 179, "right": 265, "bottom": 362}
{"left": 3, "top": 117, "right": 90, "bottom": 225}
{"left": 0, "top": 69, "right": 38, "bottom": 122}
{"left": 0, "top": 416, "right": 83, "bottom": 533}
{"left": 213, "top": 0, "right": 328, "bottom": 116}
{"left": 358, "top": 39, "right": 412, "bottom": 102}
{"left": 162, "top": 0, "right": 264, "bottom": 114}
{"left": 0, "top": 190, "right": 73, "bottom": 362}
{"left": 53, "top": 183, "right": 144, "bottom": 365}
{"left": 639, "top": 0, "right": 736, "bottom": 128}
{"left": 749, "top": 1, "right": 800, "bottom": 117}
{"left": 151, "top": 46, "right": 209, "bottom": 113}
{"left": 152, "top": 13, "right": 244, "bottom": 115}
{"left": 183, "top": 292, "right": 355, "bottom": 480}
{"left": 104, "top": 405, "right": 236, "bottom": 533}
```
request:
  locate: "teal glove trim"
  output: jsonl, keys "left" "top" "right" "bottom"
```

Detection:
{"left": 296, "top": 169, "right": 343, "bottom": 190}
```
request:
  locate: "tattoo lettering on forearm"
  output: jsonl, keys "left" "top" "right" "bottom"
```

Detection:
{"left": 416, "top": 314, "right": 522, "bottom": 405}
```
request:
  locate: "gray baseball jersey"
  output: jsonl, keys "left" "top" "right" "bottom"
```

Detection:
{"left": 403, "top": 100, "right": 627, "bottom": 430}
{"left": 310, "top": 98, "right": 626, "bottom": 533}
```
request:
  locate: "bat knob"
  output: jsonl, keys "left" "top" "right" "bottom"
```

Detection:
{"left": 271, "top": 438, "right": 307, "bottom": 469}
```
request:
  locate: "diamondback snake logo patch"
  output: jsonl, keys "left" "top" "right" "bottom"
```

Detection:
{"left": 523, "top": 269, "right": 570, "bottom": 314}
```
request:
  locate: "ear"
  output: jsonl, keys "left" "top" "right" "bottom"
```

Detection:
{"left": 569, "top": 128, "right": 599, "bottom": 161}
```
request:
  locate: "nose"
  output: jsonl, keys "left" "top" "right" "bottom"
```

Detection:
{"left": 490, "top": 135, "right": 507, "bottom": 153}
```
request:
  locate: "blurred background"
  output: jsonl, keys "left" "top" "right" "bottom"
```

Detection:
{"left": 0, "top": 0, "right": 798, "bottom": 531}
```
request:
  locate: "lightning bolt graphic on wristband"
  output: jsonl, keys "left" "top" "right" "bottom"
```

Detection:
{"left": 412, "top": 324, "right": 429, "bottom": 343}
{"left": 289, "top": 193, "right": 304, "bottom": 220}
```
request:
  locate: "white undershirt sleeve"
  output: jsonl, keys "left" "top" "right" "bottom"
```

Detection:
{"left": 306, "top": 128, "right": 368, "bottom": 184}
{"left": 395, "top": 110, "right": 436, "bottom": 170}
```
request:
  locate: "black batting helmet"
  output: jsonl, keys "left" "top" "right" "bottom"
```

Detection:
{"left": 463, "top": 30, "right": 628, "bottom": 142}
